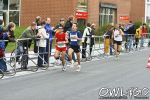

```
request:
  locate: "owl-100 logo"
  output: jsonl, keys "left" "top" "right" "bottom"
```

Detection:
{"left": 98, "top": 87, "right": 149, "bottom": 99}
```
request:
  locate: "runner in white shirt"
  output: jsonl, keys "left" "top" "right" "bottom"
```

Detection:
{"left": 112, "top": 24, "right": 124, "bottom": 59}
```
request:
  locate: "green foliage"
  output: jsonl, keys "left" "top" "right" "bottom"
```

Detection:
{"left": 14, "top": 26, "right": 26, "bottom": 38}
{"left": 134, "top": 21, "right": 142, "bottom": 29}
{"left": 5, "top": 26, "right": 26, "bottom": 52}
{"left": 80, "top": 2, "right": 87, "bottom": 6}
{"left": 96, "top": 24, "right": 112, "bottom": 36}
{"left": 148, "top": 25, "right": 150, "bottom": 33}
{"left": 78, "top": 24, "right": 86, "bottom": 34}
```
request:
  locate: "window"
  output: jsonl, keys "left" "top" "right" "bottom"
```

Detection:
{"left": 100, "top": 7, "right": 116, "bottom": 26}
{"left": 2, "top": 0, "right": 8, "bottom": 10}
{"left": 9, "top": 0, "right": 19, "bottom": 10}
{"left": 0, "top": 0, "right": 20, "bottom": 25}
{"left": 9, "top": 11, "right": 19, "bottom": 25}
{"left": 99, "top": 3, "right": 117, "bottom": 27}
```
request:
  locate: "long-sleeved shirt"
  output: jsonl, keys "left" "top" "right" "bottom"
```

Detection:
{"left": 37, "top": 27, "right": 49, "bottom": 47}
{"left": 44, "top": 24, "right": 53, "bottom": 43}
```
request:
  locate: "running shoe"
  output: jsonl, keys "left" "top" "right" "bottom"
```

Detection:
{"left": 76, "top": 65, "right": 81, "bottom": 72}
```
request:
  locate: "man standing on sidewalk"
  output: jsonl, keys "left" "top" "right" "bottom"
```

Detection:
{"left": 82, "top": 23, "right": 92, "bottom": 62}
{"left": 44, "top": 17, "right": 54, "bottom": 65}
{"left": 19, "top": 22, "right": 37, "bottom": 69}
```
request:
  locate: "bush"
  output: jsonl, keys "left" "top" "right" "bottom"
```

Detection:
{"left": 78, "top": 24, "right": 86, "bottom": 34}
{"left": 96, "top": 24, "right": 112, "bottom": 36}
{"left": 14, "top": 26, "right": 26, "bottom": 38}
{"left": 134, "top": 21, "right": 142, "bottom": 29}
{"left": 5, "top": 26, "right": 26, "bottom": 52}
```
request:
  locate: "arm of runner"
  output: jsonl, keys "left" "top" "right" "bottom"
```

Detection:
{"left": 119, "top": 29, "right": 124, "bottom": 35}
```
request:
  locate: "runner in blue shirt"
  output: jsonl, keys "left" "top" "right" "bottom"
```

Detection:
{"left": 68, "top": 23, "right": 82, "bottom": 72}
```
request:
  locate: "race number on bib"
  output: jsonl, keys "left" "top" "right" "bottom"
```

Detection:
{"left": 57, "top": 41, "right": 66, "bottom": 48}
{"left": 70, "top": 34, "right": 77, "bottom": 42}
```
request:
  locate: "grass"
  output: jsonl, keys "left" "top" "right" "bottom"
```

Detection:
{"left": 5, "top": 26, "right": 26, "bottom": 52}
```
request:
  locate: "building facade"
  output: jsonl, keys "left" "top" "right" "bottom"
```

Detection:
{"left": 0, "top": 0, "right": 147, "bottom": 27}
{"left": 0, "top": 0, "right": 77, "bottom": 26}
{"left": 88, "top": 0, "right": 145, "bottom": 26}
{"left": 145, "top": 0, "right": 150, "bottom": 24}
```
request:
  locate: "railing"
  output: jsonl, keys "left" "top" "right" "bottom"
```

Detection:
{"left": 0, "top": 33, "right": 150, "bottom": 79}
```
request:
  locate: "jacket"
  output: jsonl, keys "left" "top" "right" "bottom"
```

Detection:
{"left": 82, "top": 27, "right": 92, "bottom": 43}
{"left": 37, "top": 27, "right": 49, "bottom": 47}
{"left": 20, "top": 26, "right": 37, "bottom": 47}
{"left": 44, "top": 24, "right": 53, "bottom": 43}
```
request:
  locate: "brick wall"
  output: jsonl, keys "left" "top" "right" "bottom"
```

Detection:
{"left": 130, "top": 0, "right": 145, "bottom": 22}
{"left": 87, "top": 0, "right": 144, "bottom": 26}
{"left": 20, "top": 0, "right": 77, "bottom": 26}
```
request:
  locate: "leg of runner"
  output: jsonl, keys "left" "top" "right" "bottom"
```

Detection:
{"left": 61, "top": 51, "right": 66, "bottom": 71}
{"left": 76, "top": 52, "right": 81, "bottom": 72}
{"left": 114, "top": 43, "right": 118, "bottom": 58}
{"left": 54, "top": 50, "right": 61, "bottom": 65}
{"left": 68, "top": 48, "right": 74, "bottom": 68}
{"left": 117, "top": 44, "right": 122, "bottom": 58}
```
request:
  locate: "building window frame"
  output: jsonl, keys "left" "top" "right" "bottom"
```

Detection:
{"left": 99, "top": 3, "right": 117, "bottom": 27}
{"left": 0, "top": 0, "right": 21, "bottom": 26}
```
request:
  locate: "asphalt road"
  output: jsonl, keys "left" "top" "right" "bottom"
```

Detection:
{"left": 0, "top": 49, "right": 150, "bottom": 100}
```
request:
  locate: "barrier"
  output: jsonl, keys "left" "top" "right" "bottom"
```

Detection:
{"left": 0, "top": 33, "right": 150, "bottom": 79}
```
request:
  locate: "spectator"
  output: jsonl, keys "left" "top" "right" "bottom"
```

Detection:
{"left": 35, "top": 16, "right": 42, "bottom": 27}
{"left": 64, "top": 16, "right": 74, "bottom": 32}
{"left": 104, "top": 25, "right": 113, "bottom": 56}
{"left": 18, "top": 22, "right": 37, "bottom": 69}
{"left": 90, "top": 23, "right": 96, "bottom": 55}
{"left": 34, "top": 16, "right": 42, "bottom": 53}
{"left": 134, "top": 26, "right": 142, "bottom": 49}
{"left": 54, "top": 18, "right": 65, "bottom": 32}
{"left": 3, "top": 22, "right": 16, "bottom": 47}
{"left": 0, "top": 19, "right": 7, "bottom": 72}
{"left": 37, "top": 21, "right": 49, "bottom": 67}
{"left": 125, "top": 21, "right": 136, "bottom": 52}
{"left": 82, "top": 23, "right": 91, "bottom": 61}
{"left": 140, "top": 23, "right": 148, "bottom": 48}
{"left": 44, "top": 17, "right": 54, "bottom": 65}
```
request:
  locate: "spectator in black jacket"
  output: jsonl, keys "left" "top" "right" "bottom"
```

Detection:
{"left": 64, "top": 16, "right": 74, "bottom": 32}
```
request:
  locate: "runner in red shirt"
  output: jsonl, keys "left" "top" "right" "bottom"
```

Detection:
{"left": 54, "top": 27, "right": 68, "bottom": 71}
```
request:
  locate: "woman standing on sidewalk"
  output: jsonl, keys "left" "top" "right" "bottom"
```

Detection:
{"left": 112, "top": 24, "right": 124, "bottom": 59}
{"left": 37, "top": 21, "right": 49, "bottom": 67}
{"left": 140, "top": 23, "right": 148, "bottom": 48}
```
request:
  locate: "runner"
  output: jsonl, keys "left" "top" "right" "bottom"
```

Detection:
{"left": 68, "top": 23, "right": 82, "bottom": 72}
{"left": 54, "top": 27, "right": 68, "bottom": 71}
{"left": 112, "top": 24, "right": 124, "bottom": 59}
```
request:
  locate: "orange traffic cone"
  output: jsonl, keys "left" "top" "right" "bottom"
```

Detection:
{"left": 146, "top": 55, "right": 150, "bottom": 68}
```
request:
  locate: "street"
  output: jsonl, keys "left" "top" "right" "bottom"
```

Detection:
{"left": 0, "top": 49, "right": 150, "bottom": 100}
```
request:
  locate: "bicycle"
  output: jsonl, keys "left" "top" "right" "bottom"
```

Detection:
{"left": 10, "top": 46, "right": 38, "bottom": 72}
{"left": 0, "top": 57, "right": 16, "bottom": 79}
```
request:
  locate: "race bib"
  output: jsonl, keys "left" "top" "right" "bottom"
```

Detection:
{"left": 70, "top": 34, "right": 77, "bottom": 41}
{"left": 57, "top": 41, "right": 66, "bottom": 48}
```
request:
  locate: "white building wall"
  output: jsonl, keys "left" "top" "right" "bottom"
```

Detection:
{"left": 145, "top": 0, "right": 150, "bottom": 24}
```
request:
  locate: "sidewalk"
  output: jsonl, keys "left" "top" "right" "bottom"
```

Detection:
{"left": 2, "top": 40, "right": 150, "bottom": 79}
